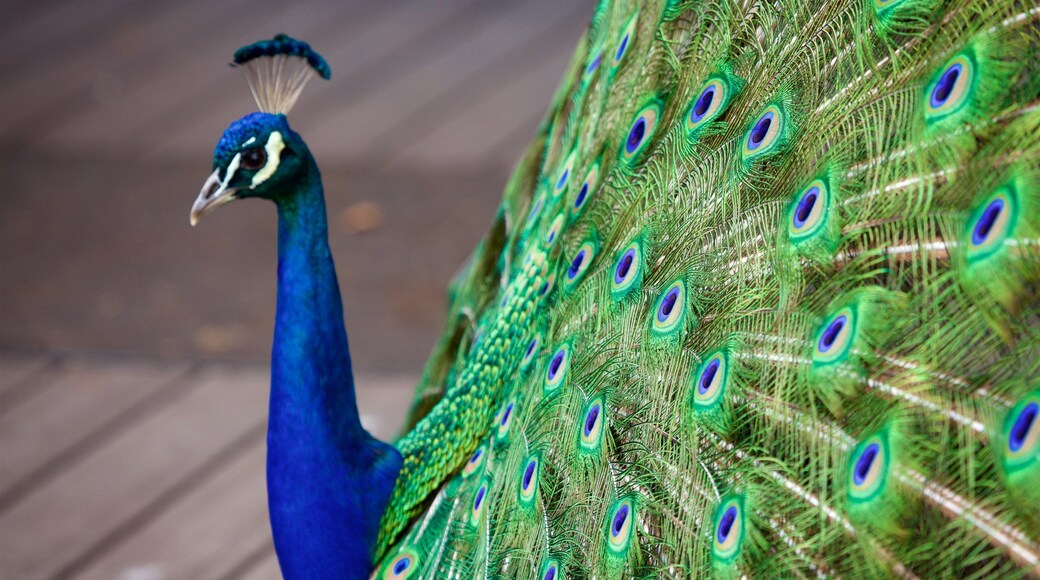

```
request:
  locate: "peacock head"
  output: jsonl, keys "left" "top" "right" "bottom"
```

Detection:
{"left": 191, "top": 112, "right": 312, "bottom": 224}
{"left": 190, "top": 34, "right": 330, "bottom": 226}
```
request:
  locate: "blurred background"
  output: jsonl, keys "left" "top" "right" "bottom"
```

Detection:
{"left": 0, "top": 0, "right": 592, "bottom": 577}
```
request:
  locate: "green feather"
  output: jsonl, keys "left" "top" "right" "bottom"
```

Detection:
{"left": 367, "top": 0, "right": 1040, "bottom": 576}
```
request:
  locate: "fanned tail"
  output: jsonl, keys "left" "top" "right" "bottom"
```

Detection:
{"left": 377, "top": 0, "right": 1040, "bottom": 576}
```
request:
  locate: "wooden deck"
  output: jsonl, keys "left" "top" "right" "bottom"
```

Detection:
{"left": 0, "top": 351, "right": 413, "bottom": 579}
{"left": 0, "top": 1, "right": 592, "bottom": 577}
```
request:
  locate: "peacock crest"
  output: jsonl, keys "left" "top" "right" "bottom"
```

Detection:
{"left": 232, "top": 33, "right": 330, "bottom": 116}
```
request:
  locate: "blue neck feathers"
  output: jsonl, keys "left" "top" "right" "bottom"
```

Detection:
{"left": 267, "top": 156, "right": 401, "bottom": 579}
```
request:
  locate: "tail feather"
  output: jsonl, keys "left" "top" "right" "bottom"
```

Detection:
{"left": 376, "top": 0, "right": 1040, "bottom": 576}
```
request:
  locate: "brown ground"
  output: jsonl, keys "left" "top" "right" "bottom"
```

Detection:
{"left": 0, "top": 0, "right": 593, "bottom": 375}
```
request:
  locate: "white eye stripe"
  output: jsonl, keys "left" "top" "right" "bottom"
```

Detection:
{"left": 243, "top": 136, "right": 257, "bottom": 146}
{"left": 221, "top": 152, "right": 242, "bottom": 190}
{"left": 251, "top": 131, "right": 285, "bottom": 189}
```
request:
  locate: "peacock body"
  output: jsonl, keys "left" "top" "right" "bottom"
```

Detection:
{"left": 192, "top": 0, "right": 1040, "bottom": 576}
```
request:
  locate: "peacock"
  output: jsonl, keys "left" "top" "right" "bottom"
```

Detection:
{"left": 189, "top": 0, "right": 1040, "bottom": 575}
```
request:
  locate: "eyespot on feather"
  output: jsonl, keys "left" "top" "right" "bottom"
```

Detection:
{"left": 563, "top": 240, "right": 597, "bottom": 291}
{"left": 686, "top": 76, "right": 734, "bottom": 137}
{"left": 522, "top": 334, "right": 541, "bottom": 370}
{"left": 847, "top": 433, "right": 890, "bottom": 504}
{"left": 1001, "top": 392, "right": 1040, "bottom": 473}
{"left": 711, "top": 496, "right": 745, "bottom": 563}
{"left": 519, "top": 455, "right": 540, "bottom": 505}
{"left": 496, "top": 401, "right": 516, "bottom": 440}
{"left": 546, "top": 214, "right": 566, "bottom": 247}
{"left": 462, "top": 443, "right": 487, "bottom": 477}
{"left": 812, "top": 307, "right": 856, "bottom": 366}
{"left": 610, "top": 240, "right": 643, "bottom": 300}
{"left": 964, "top": 185, "right": 1017, "bottom": 263}
{"left": 925, "top": 54, "right": 975, "bottom": 121}
{"left": 380, "top": 547, "right": 420, "bottom": 579}
{"left": 651, "top": 280, "right": 687, "bottom": 337}
{"left": 579, "top": 396, "right": 606, "bottom": 452}
{"left": 611, "top": 13, "right": 639, "bottom": 70}
{"left": 605, "top": 498, "right": 635, "bottom": 554}
{"left": 692, "top": 352, "right": 728, "bottom": 410}
{"left": 584, "top": 46, "right": 604, "bottom": 79}
{"left": 545, "top": 344, "right": 570, "bottom": 392}
{"left": 741, "top": 104, "right": 786, "bottom": 160}
{"left": 621, "top": 99, "right": 662, "bottom": 163}
{"left": 470, "top": 479, "right": 490, "bottom": 525}
{"left": 571, "top": 161, "right": 600, "bottom": 217}
{"left": 541, "top": 559, "right": 562, "bottom": 580}
{"left": 789, "top": 179, "right": 829, "bottom": 240}
{"left": 554, "top": 149, "right": 577, "bottom": 197}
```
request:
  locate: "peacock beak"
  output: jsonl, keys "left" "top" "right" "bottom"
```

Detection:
{"left": 190, "top": 169, "right": 239, "bottom": 226}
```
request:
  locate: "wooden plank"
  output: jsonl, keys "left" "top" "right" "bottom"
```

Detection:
{"left": 0, "top": 358, "right": 191, "bottom": 509}
{"left": 29, "top": 0, "right": 371, "bottom": 152}
{"left": 365, "top": 0, "right": 589, "bottom": 169}
{"left": 0, "top": 0, "right": 64, "bottom": 47}
{"left": 0, "top": 352, "right": 55, "bottom": 398}
{"left": 0, "top": 0, "right": 51, "bottom": 31}
{"left": 0, "top": 0, "right": 142, "bottom": 72}
{"left": 0, "top": 354, "right": 61, "bottom": 415}
{"left": 356, "top": 375, "right": 416, "bottom": 441}
{"left": 0, "top": 1, "right": 212, "bottom": 129}
{"left": 490, "top": 103, "right": 558, "bottom": 165}
{"left": 303, "top": 0, "right": 569, "bottom": 161}
{"left": 62, "top": 374, "right": 411, "bottom": 579}
{"left": 0, "top": 365, "right": 269, "bottom": 579}
{"left": 3, "top": 0, "right": 274, "bottom": 142}
{"left": 386, "top": 16, "right": 580, "bottom": 169}
{"left": 74, "top": 440, "right": 270, "bottom": 580}
{"left": 232, "top": 547, "right": 280, "bottom": 580}
{"left": 150, "top": 0, "right": 480, "bottom": 162}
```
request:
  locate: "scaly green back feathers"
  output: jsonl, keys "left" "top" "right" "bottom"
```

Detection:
{"left": 377, "top": 0, "right": 1040, "bottom": 576}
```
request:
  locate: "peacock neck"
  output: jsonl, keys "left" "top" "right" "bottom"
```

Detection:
{"left": 272, "top": 170, "right": 360, "bottom": 436}
{"left": 267, "top": 157, "right": 401, "bottom": 579}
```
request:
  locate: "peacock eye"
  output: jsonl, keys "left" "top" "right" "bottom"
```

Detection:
{"left": 620, "top": 99, "right": 661, "bottom": 163}
{"left": 687, "top": 78, "right": 728, "bottom": 134}
{"left": 926, "top": 55, "right": 974, "bottom": 120}
{"left": 741, "top": 103, "right": 786, "bottom": 160}
{"left": 563, "top": 240, "right": 597, "bottom": 291}
{"left": 651, "top": 280, "right": 687, "bottom": 336}
{"left": 711, "top": 496, "right": 745, "bottom": 562}
{"left": 241, "top": 147, "right": 266, "bottom": 170}
{"left": 610, "top": 241, "right": 642, "bottom": 300}
{"left": 692, "top": 352, "right": 728, "bottom": 411}
{"left": 789, "top": 179, "right": 829, "bottom": 239}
